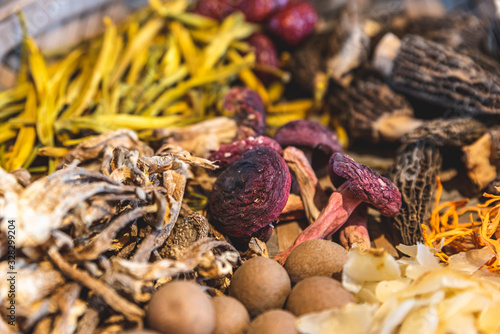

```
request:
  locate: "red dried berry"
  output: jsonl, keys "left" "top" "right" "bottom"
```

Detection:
{"left": 209, "top": 136, "right": 283, "bottom": 170}
{"left": 194, "top": 0, "right": 236, "bottom": 20}
{"left": 209, "top": 146, "right": 291, "bottom": 238}
{"left": 248, "top": 33, "right": 279, "bottom": 83}
{"left": 268, "top": 1, "right": 318, "bottom": 46}
{"left": 236, "top": 0, "right": 289, "bottom": 22}
{"left": 224, "top": 87, "right": 266, "bottom": 137}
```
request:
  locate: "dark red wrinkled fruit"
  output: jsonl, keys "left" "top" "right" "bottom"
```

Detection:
{"left": 248, "top": 33, "right": 279, "bottom": 83}
{"left": 209, "top": 146, "right": 291, "bottom": 238}
{"left": 194, "top": 0, "right": 236, "bottom": 20}
{"left": 224, "top": 87, "right": 266, "bottom": 137}
{"left": 268, "top": 1, "right": 318, "bottom": 46}
{"left": 237, "top": 0, "right": 289, "bottom": 22}
{"left": 209, "top": 136, "right": 283, "bottom": 170}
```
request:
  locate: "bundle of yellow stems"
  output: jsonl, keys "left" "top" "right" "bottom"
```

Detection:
{"left": 0, "top": 0, "right": 326, "bottom": 175}
{"left": 423, "top": 178, "right": 500, "bottom": 272}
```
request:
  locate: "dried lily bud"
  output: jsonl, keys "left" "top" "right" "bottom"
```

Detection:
{"left": 387, "top": 140, "right": 442, "bottom": 245}
{"left": 59, "top": 129, "right": 153, "bottom": 168}
{"left": 374, "top": 34, "right": 500, "bottom": 115}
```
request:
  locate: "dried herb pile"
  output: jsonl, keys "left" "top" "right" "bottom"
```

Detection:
{"left": 2, "top": 0, "right": 500, "bottom": 333}
{"left": 0, "top": 0, "right": 314, "bottom": 176}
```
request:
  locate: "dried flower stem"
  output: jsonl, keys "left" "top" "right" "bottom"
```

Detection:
{"left": 48, "top": 248, "right": 144, "bottom": 323}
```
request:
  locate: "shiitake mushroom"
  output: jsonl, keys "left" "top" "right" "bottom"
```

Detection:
{"left": 229, "top": 256, "right": 291, "bottom": 315}
{"left": 146, "top": 281, "right": 215, "bottom": 334}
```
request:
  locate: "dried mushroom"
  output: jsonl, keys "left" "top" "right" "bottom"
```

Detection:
{"left": 209, "top": 146, "right": 291, "bottom": 241}
{"left": 274, "top": 120, "right": 342, "bottom": 161}
{"left": 275, "top": 153, "right": 401, "bottom": 264}
{"left": 330, "top": 73, "right": 423, "bottom": 143}
{"left": 374, "top": 33, "right": 500, "bottom": 115}
{"left": 387, "top": 140, "right": 442, "bottom": 246}
{"left": 402, "top": 117, "right": 487, "bottom": 147}
{"left": 223, "top": 87, "right": 266, "bottom": 139}
{"left": 208, "top": 136, "right": 283, "bottom": 171}
{"left": 283, "top": 146, "right": 328, "bottom": 224}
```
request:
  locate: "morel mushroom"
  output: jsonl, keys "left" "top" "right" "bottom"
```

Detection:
{"left": 330, "top": 73, "right": 423, "bottom": 143}
{"left": 374, "top": 33, "right": 500, "bottom": 115}
{"left": 402, "top": 117, "right": 487, "bottom": 147}
{"left": 274, "top": 153, "right": 402, "bottom": 264}
{"left": 208, "top": 136, "right": 282, "bottom": 171}
{"left": 274, "top": 120, "right": 342, "bottom": 164}
{"left": 224, "top": 87, "right": 266, "bottom": 139}
{"left": 387, "top": 140, "right": 442, "bottom": 246}
{"left": 209, "top": 146, "right": 291, "bottom": 241}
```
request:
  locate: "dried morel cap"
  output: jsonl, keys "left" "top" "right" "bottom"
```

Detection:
{"left": 146, "top": 281, "right": 215, "bottom": 334}
{"left": 224, "top": 87, "right": 266, "bottom": 138}
{"left": 212, "top": 296, "right": 250, "bottom": 334}
{"left": 374, "top": 33, "right": 500, "bottom": 115}
{"left": 284, "top": 239, "right": 348, "bottom": 283}
{"left": 247, "top": 310, "right": 299, "bottom": 334}
{"left": 402, "top": 117, "right": 487, "bottom": 147}
{"left": 208, "top": 136, "right": 283, "bottom": 171}
{"left": 330, "top": 74, "right": 423, "bottom": 143}
{"left": 209, "top": 146, "right": 291, "bottom": 238}
{"left": 229, "top": 256, "right": 291, "bottom": 315}
{"left": 285, "top": 276, "right": 355, "bottom": 316}
{"left": 274, "top": 120, "right": 342, "bottom": 157}
{"left": 387, "top": 140, "right": 442, "bottom": 246}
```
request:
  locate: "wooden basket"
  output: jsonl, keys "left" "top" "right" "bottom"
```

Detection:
{"left": 0, "top": 0, "right": 147, "bottom": 90}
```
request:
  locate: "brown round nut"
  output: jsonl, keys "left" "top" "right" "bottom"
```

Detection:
{"left": 212, "top": 295, "right": 250, "bottom": 334}
{"left": 285, "top": 276, "right": 355, "bottom": 316}
{"left": 247, "top": 309, "right": 299, "bottom": 334}
{"left": 146, "top": 281, "right": 215, "bottom": 334}
{"left": 229, "top": 256, "right": 291, "bottom": 315}
{"left": 284, "top": 239, "right": 348, "bottom": 283}
{"left": 124, "top": 330, "right": 162, "bottom": 334}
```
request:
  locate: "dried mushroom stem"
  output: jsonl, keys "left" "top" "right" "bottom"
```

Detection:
{"left": 283, "top": 146, "right": 328, "bottom": 224}
{"left": 48, "top": 248, "right": 145, "bottom": 324}
{"left": 375, "top": 33, "right": 500, "bottom": 115}
{"left": 339, "top": 204, "right": 369, "bottom": 250}
{"left": 388, "top": 140, "right": 442, "bottom": 245}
